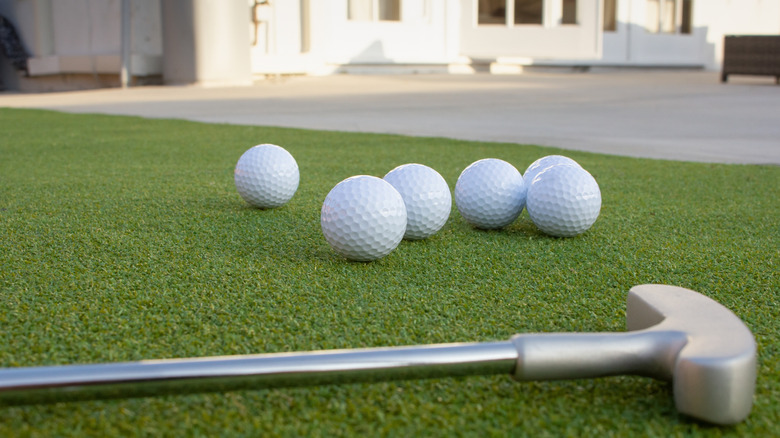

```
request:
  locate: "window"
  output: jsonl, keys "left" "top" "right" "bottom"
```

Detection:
{"left": 646, "top": 0, "right": 692, "bottom": 34}
{"left": 603, "top": 0, "right": 617, "bottom": 31}
{"left": 348, "top": 0, "right": 401, "bottom": 21}
{"left": 680, "top": 0, "right": 692, "bottom": 34}
{"left": 478, "top": 0, "right": 508, "bottom": 25}
{"left": 561, "top": 0, "right": 577, "bottom": 25}
{"left": 478, "top": 0, "right": 567, "bottom": 26}
{"left": 515, "top": 0, "right": 543, "bottom": 25}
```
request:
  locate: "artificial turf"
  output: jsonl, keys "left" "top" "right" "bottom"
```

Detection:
{"left": 0, "top": 108, "right": 777, "bottom": 437}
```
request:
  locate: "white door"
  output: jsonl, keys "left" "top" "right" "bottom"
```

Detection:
{"left": 601, "top": 0, "right": 629, "bottom": 63}
{"left": 250, "top": 0, "right": 311, "bottom": 74}
{"left": 460, "top": 0, "right": 602, "bottom": 60}
{"left": 602, "top": 0, "right": 703, "bottom": 65}
{"left": 307, "top": 0, "right": 455, "bottom": 65}
{"left": 629, "top": 0, "right": 701, "bottom": 64}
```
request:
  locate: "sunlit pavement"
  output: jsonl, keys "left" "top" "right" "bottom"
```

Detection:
{"left": 2, "top": 69, "right": 778, "bottom": 164}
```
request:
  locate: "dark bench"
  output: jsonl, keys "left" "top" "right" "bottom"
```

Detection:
{"left": 722, "top": 35, "right": 780, "bottom": 84}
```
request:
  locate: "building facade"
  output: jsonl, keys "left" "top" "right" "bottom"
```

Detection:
{"left": 1, "top": 0, "right": 779, "bottom": 89}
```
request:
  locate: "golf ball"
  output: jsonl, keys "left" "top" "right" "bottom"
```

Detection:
{"left": 383, "top": 163, "right": 451, "bottom": 240}
{"left": 523, "top": 155, "right": 581, "bottom": 187}
{"left": 234, "top": 144, "right": 299, "bottom": 208}
{"left": 321, "top": 175, "right": 407, "bottom": 261}
{"left": 454, "top": 158, "right": 526, "bottom": 229}
{"left": 526, "top": 164, "right": 601, "bottom": 237}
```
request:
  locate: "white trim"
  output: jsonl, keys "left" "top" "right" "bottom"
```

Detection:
{"left": 27, "top": 54, "right": 162, "bottom": 76}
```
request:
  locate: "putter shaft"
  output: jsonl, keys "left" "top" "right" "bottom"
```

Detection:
{"left": 0, "top": 341, "right": 518, "bottom": 405}
{"left": 0, "top": 285, "right": 757, "bottom": 425}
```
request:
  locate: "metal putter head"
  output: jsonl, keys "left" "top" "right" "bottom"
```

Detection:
{"left": 511, "top": 284, "right": 757, "bottom": 425}
{"left": 626, "top": 284, "right": 757, "bottom": 425}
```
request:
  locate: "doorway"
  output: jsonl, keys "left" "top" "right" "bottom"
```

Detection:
{"left": 461, "top": 0, "right": 602, "bottom": 60}
{"left": 601, "top": 0, "right": 702, "bottom": 65}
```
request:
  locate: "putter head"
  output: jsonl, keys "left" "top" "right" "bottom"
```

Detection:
{"left": 627, "top": 284, "right": 757, "bottom": 425}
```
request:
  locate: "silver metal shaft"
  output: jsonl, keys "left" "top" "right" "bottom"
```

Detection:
{"left": 0, "top": 331, "right": 690, "bottom": 407}
{"left": 0, "top": 341, "right": 518, "bottom": 406}
{"left": 0, "top": 285, "right": 752, "bottom": 425}
{"left": 0, "top": 332, "right": 688, "bottom": 406}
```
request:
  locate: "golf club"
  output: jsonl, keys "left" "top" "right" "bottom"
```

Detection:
{"left": 0, "top": 284, "right": 756, "bottom": 425}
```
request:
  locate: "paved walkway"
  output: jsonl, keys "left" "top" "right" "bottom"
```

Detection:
{"left": 2, "top": 70, "right": 778, "bottom": 164}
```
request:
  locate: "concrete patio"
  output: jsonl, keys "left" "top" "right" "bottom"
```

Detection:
{"left": 2, "top": 69, "right": 778, "bottom": 165}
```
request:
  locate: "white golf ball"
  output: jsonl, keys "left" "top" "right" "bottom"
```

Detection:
{"left": 321, "top": 175, "right": 407, "bottom": 262}
{"left": 383, "top": 163, "right": 451, "bottom": 240}
{"left": 523, "top": 155, "right": 581, "bottom": 187}
{"left": 526, "top": 164, "right": 601, "bottom": 237}
{"left": 234, "top": 144, "right": 300, "bottom": 208}
{"left": 454, "top": 158, "right": 526, "bottom": 230}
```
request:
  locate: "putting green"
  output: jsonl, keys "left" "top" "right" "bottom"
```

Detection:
{"left": 0, "top": 108, "right": 777, "bottom": 436}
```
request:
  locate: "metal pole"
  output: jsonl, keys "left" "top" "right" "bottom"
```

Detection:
{"left": 120, "top": 0, "right": 132, "bottom": 88}
{"left": 0, "top": 342, "right": 518, "bottom": 406}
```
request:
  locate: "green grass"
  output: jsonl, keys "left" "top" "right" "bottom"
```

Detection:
{"left": 0, "top": 108, "right": 777, "bottom": 437}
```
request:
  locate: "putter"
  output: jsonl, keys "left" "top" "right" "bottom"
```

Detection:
{"left": 0, "top": 285, "right": 756, "bottom": 425}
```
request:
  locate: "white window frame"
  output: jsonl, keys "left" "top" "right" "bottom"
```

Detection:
{"left": 646, "top": 0, "right": 692, "bottom": 35}
{"left": 477, "top": 0, "right": 579, "bottom": 28}
{"left": 348, "top": 0, "right": 402, "bottom": 22}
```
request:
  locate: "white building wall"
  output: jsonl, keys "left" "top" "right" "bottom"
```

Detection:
{"left": 16, "top": 0, "right": 163, "bottom": 78}
{"left": 3, "top": 0, "right": 780, "bottom": 89}
{"left": 695, "top": 0, "right": 780, "bottom": 69}
{"left": 250, "top": 0, "right": 311, "bottom": 74}
{"left": 628, "top": 0, "right": 704, "bottom": 65}
{"left": 601, "top": 0, "right": 780, "bottom": 69}
{"left": 256, "top": 0, "right": 458, "bottom": 75}
{"left": 459, "top": 0, "right": 603, "bottom": 60}
{"left": 331, "top": 0, "right": 452, "bottom": 64}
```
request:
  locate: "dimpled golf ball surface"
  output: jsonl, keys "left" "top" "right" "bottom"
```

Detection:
{"left": 321, "top": 176, "right": 407, "bottom": 261}
{"left": 454, "top": 158, "right": 526, "bottom": 229}
{"left": 526, "top": 164, "right": 601, "bottom": 237}
{"left": 523, "top": 155, "right": 581, "bottom": 187}
{"left": 383, "top": 164, "right": 451, "bottom": 240}
{"left": 234, "top": 144, "right": 299, "bottom": 208}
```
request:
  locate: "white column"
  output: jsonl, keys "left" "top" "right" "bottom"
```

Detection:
{"left": 162, "top": 0, "right": 252, "bottom": 86}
